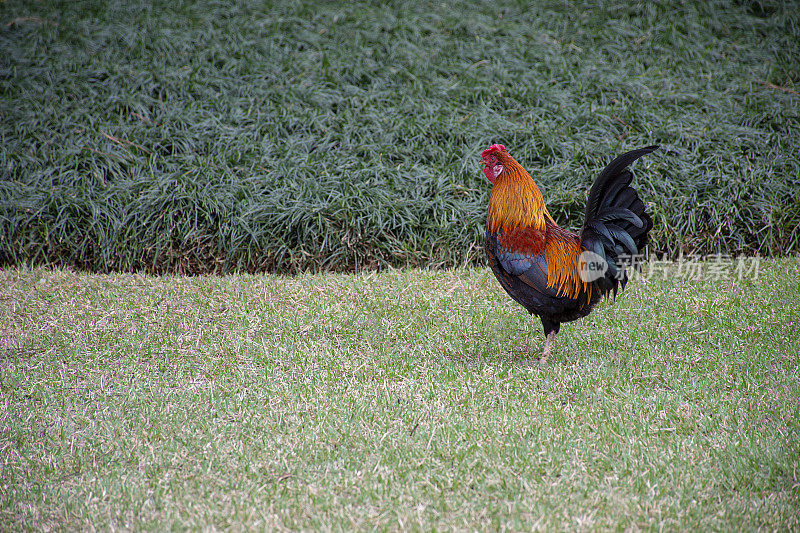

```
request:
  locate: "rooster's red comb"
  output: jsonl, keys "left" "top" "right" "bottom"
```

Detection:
{"left": 482, "top": 144, "right": 506, "bottom": 159}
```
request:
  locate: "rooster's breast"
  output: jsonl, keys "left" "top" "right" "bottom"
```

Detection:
{"left": 485, "top": 231, "right": 597, "bottom": 323}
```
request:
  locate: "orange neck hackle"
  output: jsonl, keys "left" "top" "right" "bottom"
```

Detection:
{"left": 486, "top": 151, "right": 554, "bottom": 234}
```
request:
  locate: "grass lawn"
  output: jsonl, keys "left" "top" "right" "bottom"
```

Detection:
{"left": 2, "top": 258, "right": 798, "bottom": 530}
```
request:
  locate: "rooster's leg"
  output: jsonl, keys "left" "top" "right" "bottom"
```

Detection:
{"left": 540, "top": 331, "right": 556, "bottom": 364}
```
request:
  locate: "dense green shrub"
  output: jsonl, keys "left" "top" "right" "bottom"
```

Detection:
{"left": 2, "top": 0, "right": 798, "bottom": 273}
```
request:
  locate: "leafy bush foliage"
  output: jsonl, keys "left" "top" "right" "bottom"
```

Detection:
{"left": 2, "top": 0, "right": 798, "bottom": 273}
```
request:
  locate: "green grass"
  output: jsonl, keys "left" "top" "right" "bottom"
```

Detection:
{"left": 2, "top": 0, "right": 800, "bottom": 273}
{"left": 2, "top": 259, "right": 798, "bottom": 530}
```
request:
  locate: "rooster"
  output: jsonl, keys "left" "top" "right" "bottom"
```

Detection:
{"left": 481, "top": 144, "right": 657, "bottom": 363}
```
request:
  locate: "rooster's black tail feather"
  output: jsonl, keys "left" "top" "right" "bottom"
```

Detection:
{"left": 580, "top": 146, "right": 657, "bottom": 298}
